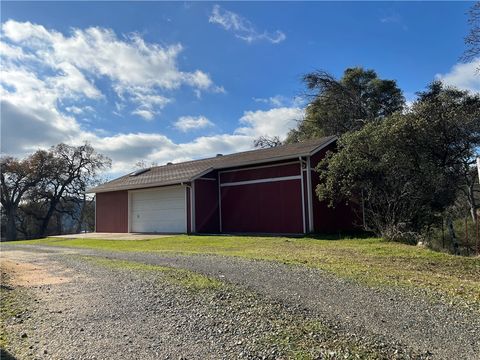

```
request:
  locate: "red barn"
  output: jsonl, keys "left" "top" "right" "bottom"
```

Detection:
{"left": 88, "top": 136, "right": 358, "bottom": 234}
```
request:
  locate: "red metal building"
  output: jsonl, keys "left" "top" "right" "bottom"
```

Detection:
{"left": 89, "top": 136, "right": 358, "bottom": 234}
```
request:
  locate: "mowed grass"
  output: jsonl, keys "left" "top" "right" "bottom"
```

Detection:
{"left": 79, "top": 256, "right": 223, "bottom": 291}
{"left": 13, "top": 235, "right": 480, "bottom": 309}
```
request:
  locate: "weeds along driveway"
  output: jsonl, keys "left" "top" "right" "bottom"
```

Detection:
{"left": 2, "top": 244, "right": 480, "bottom": 359}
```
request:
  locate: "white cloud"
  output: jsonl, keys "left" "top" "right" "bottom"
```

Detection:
{"left": 0, "top": 99, "right": 86, "bottom": 155}
{"left": 65, "top": 105, "right": 94, "bottom": 115}
{"left": 435, "top": 59, "right": 480, "bottom": 94}
{"left": 127, "top": 90, "right": 171, "bottom": 120}
{"left": 253, "top": 95, "right": 306, "bottom": 108}
{"left": 253, "top": 95, "right": 287, "bottom": 107}
{"left": 209, "top": 5, "right": 286, "bottom": 44}
{"left": 0, "top": 54, "right": 302, "bottom": 172}
{"left": 235, "top": 107, "right": 304, "bottom": 140}
{"left": 0, "top": 20, "right": 301, "bottom": 178}
{"left": 148, "top": 134, "right": 253, "bottom": 165}
{"left": 379, "top": 12, "right": 408, "bottom": 31}
{"left": 213, "top": 85, "right": 226, "bottom": 94}
{"left": 380, "top": 16, "right": 399, "bottom": 24}
{"left": 174, "top": 116, "right": 214, "bottom": 132}
{"left": 1, "top": 20, "right": 221, "bottom": 117}
{"left": 0, "top": 41, "right": 34, "bottom": 60}
{"left": 131, "top": 109, "right": 155, "bottom": 121}
{"left": 1, "top": 95, "right": 303, "bottom": 176}
{"left": 52, "top": 62, "right": 103, "bottom": 99}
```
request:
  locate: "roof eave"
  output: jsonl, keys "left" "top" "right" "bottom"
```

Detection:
{"left": 308, "top": 135, "right": 337, "bottom": 155}
{"left": 210, "top": 136, "right": 338, "bottom": 171}
{"left": 190, "top": 167, "right": 216, "bottom": 181}
{"left": 88, "top": 136, "right": 338, "bottom": 193}
{"left": 86, "top": 178, "right": 192, "bottom": 194}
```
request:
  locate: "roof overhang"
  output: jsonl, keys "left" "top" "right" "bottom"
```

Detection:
{"left": 199, "top": 136, "right": 337, "bottom": 175}
{"left": 88, "top": 136, "right": 338, "bottom": 194}
{"left": 87, "top": 178, "right": 192, "bottom": 194}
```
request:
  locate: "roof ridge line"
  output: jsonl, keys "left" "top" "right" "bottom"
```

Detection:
{"left": 147, "top": 136, "right": 335, "bottom": 170}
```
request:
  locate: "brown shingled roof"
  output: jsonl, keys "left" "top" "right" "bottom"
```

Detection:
{"left": 88, "top": 136, "right": 336, "bottom": 193}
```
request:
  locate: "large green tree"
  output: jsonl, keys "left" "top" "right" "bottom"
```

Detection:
{"left": 0, "top": 151, "right": 52, "bottom": 240}
{"left": 286, "top": 67, "right": 404, "bottom": 142}
{"left": 316, "top": 82, "right": 480, "bottom": 243}
{"left": 1, "top": 143, "right": 111, "bottom": 240}
{"left": 413, "top": 82, "right": 480, "bottom": 221}
{"left": 33, "top": 143, "right": 111, "bottom": 238}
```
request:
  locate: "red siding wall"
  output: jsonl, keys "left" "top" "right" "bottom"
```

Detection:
{"left": 94, "top": 146, "right": 358, "bottom": 235}
{"left": 217, "top": 161, "right": 303, "bottom": 234}
{"left": 96, "top": 191, "right": 128, "bottom": 233}
{"left": 309, "top": 143, "right": 359, "bottom": 232}
{"left": 194, "top": 175, "right": 220, "bottom": 233}
{"left": 220, "top": 180, "right": 303, "bottom": 233}
{"left": 220, "top": 162, "right": 299, "bottom": 183}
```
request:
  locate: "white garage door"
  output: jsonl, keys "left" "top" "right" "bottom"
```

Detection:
{"left": 130, "top": 186, "right": 186, "bottom": 233}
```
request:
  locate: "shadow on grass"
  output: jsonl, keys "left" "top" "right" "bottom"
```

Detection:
{"left": 306, "top": 231, "right": 375, "bottom": 241}
{"left": 0, "top": 348, "right": 17, "bottom": 360}
{"left": 194, "top": 230, "right": 375, "bottom": 241}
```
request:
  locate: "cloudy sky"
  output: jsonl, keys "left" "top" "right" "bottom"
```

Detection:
{"left": 1, "top": 1, "right": 478, "bottom": 177}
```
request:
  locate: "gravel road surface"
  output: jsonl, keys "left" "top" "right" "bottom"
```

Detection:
{"left": 1, "top": 244, "right": 479, "bottom": 359}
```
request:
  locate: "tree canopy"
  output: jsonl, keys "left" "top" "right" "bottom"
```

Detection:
{"left": 1, "top": 143, "right": 111, "bottom": 240}
{"left": 286, "top": 67, "right": 404, "bottom": 142}
{"left": 1, "top": 150, "right": 52, "bottom": 241}
{"left": 316, "top": 82, "right": 480, "bottom": 243}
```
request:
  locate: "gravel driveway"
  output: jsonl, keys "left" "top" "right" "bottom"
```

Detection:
{"left": 1, "top": 244, "right": 479, "bottom": 359}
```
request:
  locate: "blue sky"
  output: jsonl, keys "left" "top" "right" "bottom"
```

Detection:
{"left": 1, "top": 1, "right": 478, "bottom": 176}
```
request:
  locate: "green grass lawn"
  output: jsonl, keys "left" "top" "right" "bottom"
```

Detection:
{"left": 80, "top": 256, "right": 224, "bottom": 291}
{"left": 11, "top": 235, "right": 480, "bottom": 309}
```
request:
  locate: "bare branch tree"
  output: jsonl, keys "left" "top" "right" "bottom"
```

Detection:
{"left": 134, "top": 160, "right": 158, "bottom": 169}
{"left": 253, "top": 136, "right": 282, "bottom": 149}
{"left": 34, "top": 143, "right": 111, "bottom": 238}
{"left": 462, "top": 2, "right": 480, "bottom": 64}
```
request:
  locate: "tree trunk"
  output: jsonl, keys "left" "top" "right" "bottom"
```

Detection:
{"left": 446, "top": 217, "right": 459, "bottom": 255}
{"left": 75, "top": 195, "right": 86, "bottom": 234}
{"left": 55, "top": 213, "right": 63, "bottom": 235}
{"left": 5, "top": 208, "right": 17, "bottom": 241}
{"left": 467, "top": 182, "right": 477, "bottom": 222}
{"left": 38, "top": 201, "right": 58, "bottom": 238}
